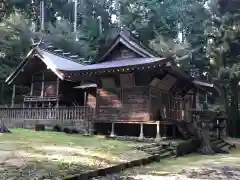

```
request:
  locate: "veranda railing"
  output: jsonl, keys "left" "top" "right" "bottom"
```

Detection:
{"left": 0, "top": 107, "right": 92, "bottom": 120}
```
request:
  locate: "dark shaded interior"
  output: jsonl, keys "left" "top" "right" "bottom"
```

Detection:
{"left": 143, "top": 124, "right": 157, "bottom": 138}
{"left": 115, "top": 124, "right": 140, "bottom": 137}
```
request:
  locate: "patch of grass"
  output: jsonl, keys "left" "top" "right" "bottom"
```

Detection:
{"left": 120, "top": 148, "right": 240, "bottom": 179}
{"left": 0, "top": 128, "right": 148, "bottom": 179}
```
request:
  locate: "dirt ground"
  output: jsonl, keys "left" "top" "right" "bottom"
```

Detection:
{"left": 93, "top": 145, "right": 240, "bottom": 180}
{"left": 0, "top": 129, "right": 148, "bottom": 180}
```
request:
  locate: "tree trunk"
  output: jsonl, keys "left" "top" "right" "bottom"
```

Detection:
{"left": 196, "top": 128, "right": 215, "bottom": 154}
{"left": 185, "top": 111, "right": 226, "bottom": 155}
{"left": 230, "top": 78, "right": 239, "bottom": 137}
{"left": 223, "top": 86, "right": 228, "bottom": 114}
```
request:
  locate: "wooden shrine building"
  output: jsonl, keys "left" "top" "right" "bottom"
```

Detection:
{"left": 3, "top": 30, "right": 220, "bottom": 138}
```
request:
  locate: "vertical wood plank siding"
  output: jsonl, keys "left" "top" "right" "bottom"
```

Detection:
{"left": 96, "top": 86, "right": 186, "bottom": 122}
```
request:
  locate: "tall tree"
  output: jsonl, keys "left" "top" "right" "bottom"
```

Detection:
{"left": 205, "top": 0, "right": 240, "bottom": 137}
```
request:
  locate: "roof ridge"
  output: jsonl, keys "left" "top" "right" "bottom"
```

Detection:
{"left": 120, "top": 29, "right": 160, "bottom": 57}
{"left": 39, "top": 48, "right": 86, "bottom": 66}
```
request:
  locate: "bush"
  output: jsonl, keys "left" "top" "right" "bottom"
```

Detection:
{"left": 35, "top": 124, "right": 45, "bottom": 131}
{"left": 53, "top": 124, "right": 62, "bottom": 132}
{"left": 71, "top": 128, "right": 79, "bottom": 134}
{"left": 63, "top": 127, "right": 71, "bottom": 134}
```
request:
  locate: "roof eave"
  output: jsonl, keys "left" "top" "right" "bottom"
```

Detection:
{"left": 34, "top": 54, "right": 65, "bottom": 80}
{"left": 5, "top": 48, "right": 37, "bottom": 85}
{"left": 63, "top": 57, "right": 169, "bottom": 75}
{"left": 5, "top": 48, "right": 67, "bottom": 85}
{"left": 193, "top": 80, "right": 221, "bottom": 96}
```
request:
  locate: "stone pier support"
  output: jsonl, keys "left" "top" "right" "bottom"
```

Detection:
{"left": 139, "top": 123, "right": 144, "bottom": 139}
{"left": 110, "top": 123, "right": 115, "bottom": 137}
{"left": 155, "top": 121, "right": 161, "bottom": 141}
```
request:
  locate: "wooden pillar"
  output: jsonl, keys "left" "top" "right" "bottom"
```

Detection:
{"left": 30, "top": 75, "right": 34, "bottom": 96}
{"left": 56, "top": 77, "right": 59, "bottom": 95}
{"left": 11, "top": 84, "right": 16, "bottom": 108}
{"left": 139, "top": 123, "right": 144, "bottom": 139}
{"left": 84, "top": 91, "right": 87, "bottom": 106}
{"left": 155, "top": 121, "right": 161, "bottom": 141}
{"left": 96, "top": 88, "right": 100, "bottom": 118}
{"left": 56, "top": 77, "right": 59, "bottom": 107}
{"left": 216, "top": 120, "right": 219, "bottom": 138}
{"left": 163, "top": 106, "right": 167, "bottom": 119}
{"left": 196, "top": 88, "right": 200, "bottom": 109}
{"left": 180, "top": 98, "right": 184, "bottom": 120}
{"left": 41, "top": 73, "right": 44, "bottom": 97}
{"left": 110, "top": 123, "right": 115, "bottom": 137}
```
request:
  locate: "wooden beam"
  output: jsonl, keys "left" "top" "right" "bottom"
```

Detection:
{"left": 30, "top": 75, "right": 34, "bottom": 96}
{"left": 56, "top": 77, "right": 59, "bottom": 96}
{"left": 56, "top": 77, "right": 60, "bottom": 107}
{"left": 41, "top": 73, "right": 44, "bottom": 97}
{"left": 11, "top": 84, "right": 16, "bottom": 108}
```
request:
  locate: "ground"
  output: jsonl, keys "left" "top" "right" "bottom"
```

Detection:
{"left": 2, "top": 129, "right": 240, "bottom": 180}
{"left": 0, "top": 129, "right": 148, "bottom": 179}
{"left": 94, "top": 147, "right": 240, "bottom": 180}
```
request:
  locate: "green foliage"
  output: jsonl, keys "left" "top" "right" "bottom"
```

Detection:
{"left": 43, "top": 20, "right": 93, "bottom": 60}
{"left": 206, "top": 10, "right": 240, "bottom": 80}
{"left": 0, "top": 12, "right": 33, "bottom": 79}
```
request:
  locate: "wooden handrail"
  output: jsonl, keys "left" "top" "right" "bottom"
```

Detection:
{"left": 0, "top": 106, "right": 93, "bottom": 121}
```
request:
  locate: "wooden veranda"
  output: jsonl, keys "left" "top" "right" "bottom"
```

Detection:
{"left": 0, "top": 106, "right": 94, "bottom": 133}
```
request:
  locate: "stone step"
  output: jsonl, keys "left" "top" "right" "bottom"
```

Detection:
{"left": 213, "top": 140, "right": 225, "bottom": 146}
{"left": 147, "top": 148, "right": 170, "bottom": 155}
{"left": 218, "top": 142, "right": 230, "bottom": 149}
{"left": 177, "top": 128, "right": 191, "bottom": 138}
{"left": 229, "top": 143, "right": 236, "bottom": 149}
{"left": 144, "top": 146, "right": 164, "bottom": 153}
{"left": 159, "top": 150, "right": 174, "bottom": 159}
{"left": 211, "top": 139, "right": 236, "bottom": 150}
{"left": 137, "top": 143, "right": 161, "bottom": 150}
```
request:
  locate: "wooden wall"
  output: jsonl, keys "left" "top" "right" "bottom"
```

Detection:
{"left": 28, "top": 69, "right": 85, "bottom": 107}
{"left": 96, "top": 86, "right": 150, "bottom": 122}
{"left": 149, "top": 87, "right": 183, "bottom": 121}
{"left": 94, "top": 71, "right": 151, "bottom": 122}
{"left": 31, "top": 70, "right": 57, "bottom": 97}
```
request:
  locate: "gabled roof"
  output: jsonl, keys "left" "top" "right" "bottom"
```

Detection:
{"left": 193, "top": 80, "right": 221, "bottom": 96}
{"left": 5, "top": 47, "right": 84, "bottom": 84}
{"left": 96, "top": 29, "right": 160, "bottom": 63}
{"left": 65, "top": 57, "right": 168, "bottom": 73}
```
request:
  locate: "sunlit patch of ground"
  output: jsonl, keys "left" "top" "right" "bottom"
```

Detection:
{"left": 0, "top": 129, "right": 148, "bottom": 179}
{"left": 94, "top": 144, "right": 240, "bottom": 180}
